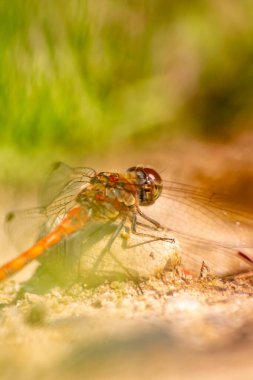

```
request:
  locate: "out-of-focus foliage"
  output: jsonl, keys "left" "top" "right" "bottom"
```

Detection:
{"left": 0, "top": 0, "right": 253, "bottom": 182}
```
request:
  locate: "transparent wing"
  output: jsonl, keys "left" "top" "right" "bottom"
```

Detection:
{"left": 5, "top": 207, "right": 47, "bottom": 252}
{"left": 6, "top": 198, "right": 80, "bottom": 252}
{"left": 147, "top": 180, "right": 253, "bottom": 249}
{"left": 40, "top": 162, "right": 96, "bottom": 206}
{"left": 139, "top": 180, "right": 253, "bottom": 275}
{"left": 6, "top": 163, "right": 96, "bottom": 251}
{"left": 172, "top": 232, "right": 252, "bottom": 276}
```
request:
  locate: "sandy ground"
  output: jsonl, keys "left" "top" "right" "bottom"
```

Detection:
{"left": 1, "top": 133, "right": 253, "bottom": 379}
{"left": 1, "top": 274, "right": 253, "bottom": 380}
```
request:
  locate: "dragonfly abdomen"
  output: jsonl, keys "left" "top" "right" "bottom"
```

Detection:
{"left": 0, "top": 206, "right": 88, "bottom": 281}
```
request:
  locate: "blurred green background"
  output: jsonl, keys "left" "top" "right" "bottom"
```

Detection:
{"left": 0, "top": 0, "right": 253, "bottom": 184}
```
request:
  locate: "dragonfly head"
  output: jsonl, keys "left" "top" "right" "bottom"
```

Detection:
{"left": 127, "top": 166, "right": 163, "bottom": 206}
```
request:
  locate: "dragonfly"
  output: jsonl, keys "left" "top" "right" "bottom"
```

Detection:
{"left": 1, "top": 163, "right": 253, "bottom": 282}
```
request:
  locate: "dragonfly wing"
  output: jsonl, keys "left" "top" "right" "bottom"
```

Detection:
{"left": 6, "top": 163, "right": 96, "bottom": 252}
{"left": 5, "top": 192, "right": 80, "bottom": 251}
{"left": 5, "top": 207, "right": 47, "bottom": 252}
{"left": 146, "top": 181, "right": 253, "bottom": 249}
{"left": 172, "top": 232, "right": 253, "bottom": 276}
{"left": 40, "top": 162, "right": 96, "bottom": 206}
{"left": 139, "top": 180, "right": 253, "bottom": 275}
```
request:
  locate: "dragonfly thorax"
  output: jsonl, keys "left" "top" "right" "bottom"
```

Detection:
{"left": 127, "top": 166, "right": 163, "bottom": 206}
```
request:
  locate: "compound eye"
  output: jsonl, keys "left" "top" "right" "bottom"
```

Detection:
{"left": 143, "top": 168, "right": 162, "bottom": 185}
{"left": 143, "top": 167, "right": 163, "bottom": 203}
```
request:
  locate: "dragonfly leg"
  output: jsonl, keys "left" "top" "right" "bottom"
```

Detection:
{"left": 92, "top": 218, "right": 127, "bottom": 272}
{"left": 130, "top": 211, "right": 175, "bottom": 244}
{"left": 89, "top": 218, "right": 143, "bottom": 291}
{"left": 136, "top": 206, "right": 163, "bottom": 229}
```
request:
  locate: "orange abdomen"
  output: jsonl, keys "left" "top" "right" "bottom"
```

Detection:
{"left": 0, "top": 206, "right": 88, "bottom": 281}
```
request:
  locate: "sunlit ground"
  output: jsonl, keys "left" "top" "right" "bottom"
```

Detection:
{"left": 1, "top": 1, "right": 253, "bottom": 379}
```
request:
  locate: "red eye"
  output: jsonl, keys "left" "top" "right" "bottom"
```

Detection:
{"left": 143, "top": 168, "right": 162, "bottom": 184}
